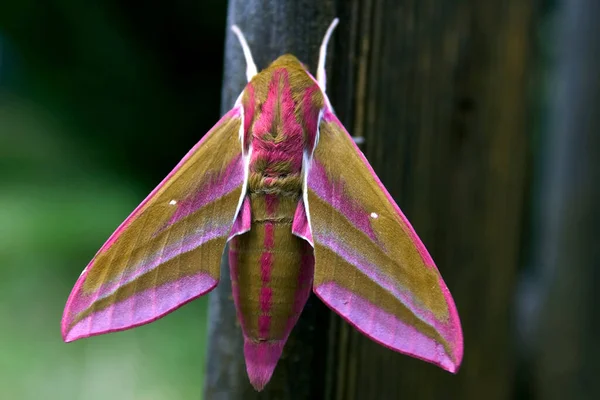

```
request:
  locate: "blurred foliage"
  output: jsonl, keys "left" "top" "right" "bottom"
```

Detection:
{"left": 0, "top": 1, "right": 227, "bottom": 399}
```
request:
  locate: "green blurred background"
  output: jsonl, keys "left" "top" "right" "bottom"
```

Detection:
{"left": 0, "top": 2, "right": 227, "bottom": 398}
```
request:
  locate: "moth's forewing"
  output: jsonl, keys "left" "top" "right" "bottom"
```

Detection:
{"left": 62, "top": 108, "right": 246, "bottom": 342}
{"left": 305, "top": 109, "right": 463, "bottom": 372}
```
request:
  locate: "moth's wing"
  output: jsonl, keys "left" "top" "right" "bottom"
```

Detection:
{"left": 305, "top": 110, "right": 463, "bottom": 372}
{"left": 62, "top": 107, "right": 247, "bottom": 342}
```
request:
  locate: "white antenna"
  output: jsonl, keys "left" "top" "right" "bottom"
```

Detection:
{"left": 231, "top": 25, "right": 258, "bottom": 82}
{"left": 316, "top": 18, "right": 339, "bottom": 92}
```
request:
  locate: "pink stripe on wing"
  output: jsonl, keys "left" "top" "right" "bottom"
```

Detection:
{"left": 165, "top": 155, "right": 245, "bottom": 228}
{"left": 101, "top": 107, "right": 241, "bottom": 252}
{"left": 308, "top": 159, "right": 379, "bottom": 243}
{"left": 63, "top": 272, "right": 217, "bottom": 342}
{"left": 68, "top": 221, "right": 231, "bottom": 317}
{"left": 321, "top": 109, "right": 437, "bottom": 269}
{"left": 316, "top": 232, "right": 462, "bottom": 353}
{"left": 314, "top": 282, "right": 460, "bottom": 372}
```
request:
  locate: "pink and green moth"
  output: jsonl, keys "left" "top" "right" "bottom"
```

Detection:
{"left": 62, "top": 19, "right": 463, "bottom": 391}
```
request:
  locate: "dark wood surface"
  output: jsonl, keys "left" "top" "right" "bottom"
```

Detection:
{"left": 205, "top": 3, "right": 337, "bottom": 399}
{"left": 531, "top": 1, "right": 600, "bottom": 399}
{"left": 205, "top": 1, "right": 540, "bottom": 399}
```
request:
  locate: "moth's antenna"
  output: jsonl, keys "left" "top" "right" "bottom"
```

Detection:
{"left": 317, "top": 18, "right": 339, "bottom": 92}
{"left": 231, "top": 25, "right": 258, "bottom": 82}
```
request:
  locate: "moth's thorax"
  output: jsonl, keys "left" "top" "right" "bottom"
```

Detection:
{"left": 242, "top": 55, "right": 325, "bottom": 197}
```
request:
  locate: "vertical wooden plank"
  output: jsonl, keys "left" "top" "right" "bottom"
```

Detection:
{"left": 327, "top": 1, "right": 538, "bottom": 399}
{"left": 531, "top": 0, "right": 600, "bottom": 399}
{"left": 205, "top": 0, "right": 539, "bottom": 398}
{"left": 204, "top": 2, "right": 336, "bottom": 399}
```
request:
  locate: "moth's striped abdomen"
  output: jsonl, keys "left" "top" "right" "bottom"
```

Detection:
{"left": 229, "top": 194, "right": 313, "bottom": 388}
{"left": 228, "top": 57, "right": 324, "bottom": 389}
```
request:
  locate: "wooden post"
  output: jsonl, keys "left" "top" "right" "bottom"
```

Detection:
{"left": 205, "top": 1, "right": 539, "bottom": 398}
{"left": 531, "top": 1, "right": 600, "bottom": 399}
{"left": 204, "top": 2, "right": 336, "bottom": 399}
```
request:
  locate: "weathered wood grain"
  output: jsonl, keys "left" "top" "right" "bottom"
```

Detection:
{"left": 205, "top": 1, "right": 539, "bottom": 398}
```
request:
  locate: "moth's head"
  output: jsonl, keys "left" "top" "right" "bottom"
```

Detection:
{"left": 265, "top": 54, "right": 309, "bottom": 72}
{"left": 248, "top": 54, "right": 315, "bottom": 87}
{"left": 248, "top": 54, "right": 322, "bottom": 98}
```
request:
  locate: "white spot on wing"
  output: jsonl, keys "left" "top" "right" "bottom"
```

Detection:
{"left": 370, "top": 212, "right": 378, "bottom": 219}
{"left": 169, "top": 200, "right": 177, "bottom": 205}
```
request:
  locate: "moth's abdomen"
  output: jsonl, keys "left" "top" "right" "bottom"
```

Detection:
{"left": 229, "top": 194, "right": 313, "bottom": 342}
{"left": 231, "top": 62, "right": 322, "bottom": 387}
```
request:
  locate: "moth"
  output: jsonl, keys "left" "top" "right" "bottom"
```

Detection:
{"left": 62, "top": 19, "right": 463, "bottom": 391}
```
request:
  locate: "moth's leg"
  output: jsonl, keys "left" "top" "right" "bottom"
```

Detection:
{"left": 317, "top": 18, "right": 339, "bottom": 92}
{"left": 231, "top": 25, "right": 258, "bottom": 82}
